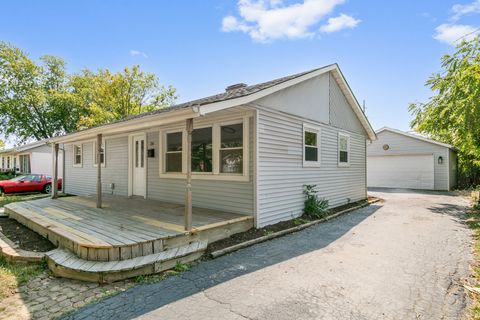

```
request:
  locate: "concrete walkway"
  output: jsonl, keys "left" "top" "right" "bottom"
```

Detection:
{"left": 63, "top": 189, "right": 473, "bottom": 320}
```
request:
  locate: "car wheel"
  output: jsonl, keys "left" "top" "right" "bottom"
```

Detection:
{"left": 43, "top": 184, "right": 52, "bottom": 194}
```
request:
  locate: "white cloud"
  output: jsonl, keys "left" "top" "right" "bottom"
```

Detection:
{"left": 221, "top": 0, "right": 360, "bottom": 42}
{"left": 320, "top": 13, "right": 360, "bottom": 33}
{"left": 452, "top": 0, "right": 480, "bottom": 20}
{"left": 129, "top": 50, "right": 148, "bottom": 58}
{"left": 433, "top": 23, "right": 479, "bottom": 45}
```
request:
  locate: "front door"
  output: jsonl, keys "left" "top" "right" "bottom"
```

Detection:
{"left": 132, "top": 134, "right": 146, "bottom": 197}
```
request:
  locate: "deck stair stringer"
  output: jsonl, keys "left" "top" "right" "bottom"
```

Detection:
{"left": 45, "top": 240, "right": 207, "bottom": 283}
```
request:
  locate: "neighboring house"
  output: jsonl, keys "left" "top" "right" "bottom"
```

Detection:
{"left": 367, "top": 127, "right": 457, "bottom": 191}
{"left": 0, "top": 140, "right": 63, "bottom": 177}
{"left": 50, "top": 64, "right": 376, "bottom": 227}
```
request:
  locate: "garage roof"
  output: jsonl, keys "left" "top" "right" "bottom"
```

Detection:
{"left": 376, "top": 127, "right": 455, "bottom": 150}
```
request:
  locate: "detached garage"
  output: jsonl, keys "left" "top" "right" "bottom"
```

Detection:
{"left": 367, "top": 127, "right": 457, "bottom": 191}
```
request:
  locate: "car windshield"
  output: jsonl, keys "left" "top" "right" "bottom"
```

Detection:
{"left": 9, "top": 175, "right": 26, "bottom": 181}
{"left": 10, "top": 174, "right": 41, "bottom": 182}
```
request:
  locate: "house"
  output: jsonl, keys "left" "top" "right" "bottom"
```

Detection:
{"left": 49, "top": 63, "right": 376, "bottom": 228}
{"left": 0, "top": 140, "right": 63, "bottom": 177}
{"left": 367, "top": 127, "right": 457, "bottom": 191}
{"left": 3, "top": 64, "right": 376, "bottom": 282}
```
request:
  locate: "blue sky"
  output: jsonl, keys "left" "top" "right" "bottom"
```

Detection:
{"left": 1, "top": 0, "right": 479, "bottom": 141}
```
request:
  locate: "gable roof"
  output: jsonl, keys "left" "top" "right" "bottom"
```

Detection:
{"left": 0, "top": 139, "right": 50, "bottom": 155}
{"left": 376, "top": 127, "right": 455, "bottom": 150}
{"left": 51, "top": 63, "right": 376, "bottom": 143}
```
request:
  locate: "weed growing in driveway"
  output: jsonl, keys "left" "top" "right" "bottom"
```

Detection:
{"left": 134, "top": 262, "right": 193, "bottom": 284}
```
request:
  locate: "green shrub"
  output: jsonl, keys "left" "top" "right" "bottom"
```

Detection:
{"left": 0, "top": 171, "right": 14, "bottom": 181}
{"left": 303, "top": 184, "right": 329, "bottom": 219}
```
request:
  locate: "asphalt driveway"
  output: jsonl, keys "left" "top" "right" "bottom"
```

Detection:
{"left": 64, "top": 189, "right": 473, "bottom": 320}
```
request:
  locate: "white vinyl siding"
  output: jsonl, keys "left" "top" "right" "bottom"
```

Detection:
{"left": 329, "top": 73, "right": 366, "bottom": 135}
{"left": 64, "top": 137, "right": 128, "bottom": 196}
{"left": 256, "top": 108, "right": 367, "bottom": 227}
{"left": 367, "top": 130, "right": 451, "bottom": 191}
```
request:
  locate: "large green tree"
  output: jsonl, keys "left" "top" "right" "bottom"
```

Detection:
{"left": 0, "top": 42, "right": 177, "bottom": 142}
{"left": 0, "top": 42, "right": 83, "bottom": 142}
{"left": 409, "top": 36, "right": 480, "bottom": 186}
{"left": 71, "top": 65, "right": 177, "bottom": 128}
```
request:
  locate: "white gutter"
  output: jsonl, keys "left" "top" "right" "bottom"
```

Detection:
{"left": 50, "top": 107, "right": 201, "bottom": 144}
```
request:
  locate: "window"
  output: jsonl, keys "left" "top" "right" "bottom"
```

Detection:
{"left": 160, "top": 116, "right": 250, "bottom": 180}
{"left": 220, "top": 123, "right": 243, "bottom": 174}
{"left": 7, "top": 156, "right": 10, "bottom": 169}
{"left": 19, "top": 155, "right": 31, "bottom": 173}
{"left": 303, "top": 124, "right": 321, "bottom": 167}
{"left": 165, "top": 132, "right": 182, "bottom": 172}
{"left": 338, "top": 133, "right": 350, "bottom": 166}
{"left": 192, "top": 127, "right": 212, "bottom": 172}
{"left": 93, "top": 141, "right": 106, "bottom": 167}
{"left": 73, "top": 144, "right": 82, "bottom": 167}
{"left": 1, "top": 157, "right": 4, "bottom": 169}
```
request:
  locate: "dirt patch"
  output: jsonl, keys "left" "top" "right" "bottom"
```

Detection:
{"left": 206, "top": 198, "right": 379, "bottom": 254}
{"left": 0, "top": 217, "right": 55, "bottom": 252}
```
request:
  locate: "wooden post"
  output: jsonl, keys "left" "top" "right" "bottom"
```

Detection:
{"left": 96, "top": 134, "right": 102, "bottom": 208}
{"left": 51, "top": 143, "right": 59, "bottom": 199}
{"left": 185, "top": 118, "right": 193, "bottom": 231}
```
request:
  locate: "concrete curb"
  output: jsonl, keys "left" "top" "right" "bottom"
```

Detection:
{"left": 209, "top": 198, "right": 382, "bottom": 259}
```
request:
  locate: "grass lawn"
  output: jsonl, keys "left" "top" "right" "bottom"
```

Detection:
{"left": 0, "top": 193, "right": 49, "bottom": 208}
{"left": 0, "top": 256, "right": 46, "bottom": 300}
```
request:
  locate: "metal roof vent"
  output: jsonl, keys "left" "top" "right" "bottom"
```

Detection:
{"left": 225, "top": 83, "right": 247, "bottom": 92}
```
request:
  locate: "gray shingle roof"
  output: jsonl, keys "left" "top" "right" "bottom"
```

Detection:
{"left": 53, "top": 64, "right": 336, "bottom": 140}
{"left": 124, "top": 65, "right": 330, "bottom": 121}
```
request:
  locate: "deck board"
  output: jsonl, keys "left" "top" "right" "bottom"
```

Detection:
{"left": 5, "top": 194, "right": 252, "bottom": 262}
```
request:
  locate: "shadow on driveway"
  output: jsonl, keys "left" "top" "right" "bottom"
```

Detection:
{"left": 62, "top": 204, "right": 382, "bottom": 320}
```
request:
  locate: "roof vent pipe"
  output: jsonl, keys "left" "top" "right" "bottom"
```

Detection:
{"left": 225, "top": 83, "right": 247, "bottom": 92}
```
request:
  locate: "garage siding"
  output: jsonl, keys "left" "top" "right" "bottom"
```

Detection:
{"left": 64, "top": 136, "right": 129, "bottom": 196}
{"left": 368, "top": 130, "right": 450, "bottom": 190}
{"left": 256, "top": 108, "right": 367, "bottom": 227}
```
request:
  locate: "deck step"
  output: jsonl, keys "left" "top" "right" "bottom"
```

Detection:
{"left": 46, "top": 240, "right": 207, "bottom": 283}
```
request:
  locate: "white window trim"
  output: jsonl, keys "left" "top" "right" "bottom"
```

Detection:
{"left": 338, "top": 132, "right": 350, "bottom": 167}
{"left": 159, "top": 116, "right": 250, "bottom": 182}
{"left": 93, "top": 140, "right": 106, "bottom": 168}
{"left": 303, "top": 123, "right": 321, "bottom": 168}
{"left": 73, "top": 144, "right": 83, "bottom": 168}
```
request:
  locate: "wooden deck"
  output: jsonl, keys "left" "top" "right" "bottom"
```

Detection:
{"left": 4, "top": 195, "right": 253, "bottom": 262}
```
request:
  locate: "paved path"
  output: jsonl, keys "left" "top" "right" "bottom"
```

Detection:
{"left": 64, "top": 190, "right": 473, "bottom": 320}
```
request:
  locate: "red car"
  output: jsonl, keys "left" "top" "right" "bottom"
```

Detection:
{"left": 0, "top": 174, "right": 62, "bottom": 195}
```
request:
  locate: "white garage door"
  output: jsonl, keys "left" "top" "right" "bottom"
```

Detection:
{"left": 368, "top": 155, "right": 434, "bottom": 190}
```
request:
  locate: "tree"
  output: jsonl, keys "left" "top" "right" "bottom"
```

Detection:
{"left": 0, "top": 43, "right": 177, "bottom": 142}
{"left": 71, "top": 65, "right": 177, "bottom": 128}
{"left": 409, "top": 35, "right": 480, "bottom": 186}
{"left": 0, "top": 42, "right": 84, "bottom": 142}
{"left": 0, "top": 140, "right": 4, "bottom": 150}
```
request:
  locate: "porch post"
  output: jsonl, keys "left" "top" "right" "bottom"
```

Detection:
{"left": 51, "top": 143, "right": 59, "bottom": 199}
{"left": 96, "top": 134, "right": 102, "bottom": 208}
{"left": 185, "top": 118, "right": 193, "bottom": 231}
